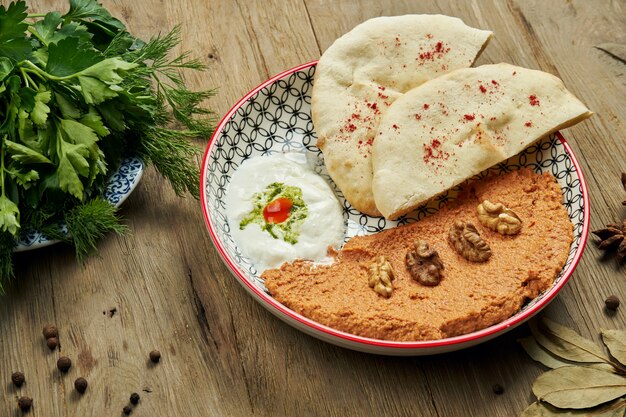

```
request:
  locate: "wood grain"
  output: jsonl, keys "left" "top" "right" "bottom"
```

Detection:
{"left": 1, "top": 0, "right": 625, "bottom": 416}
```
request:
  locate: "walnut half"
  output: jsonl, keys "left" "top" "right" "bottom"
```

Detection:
{"left": 477, "top": 200, "right": 522, "bottom": 235}
{"left": 449, "top": 220, "right": 492, "bottom": 262}
{"left": 406, "top": 240, "right": 444, "bottom": 286}
{"left": 368, "top": 256, "right": 395, "bottom": 298}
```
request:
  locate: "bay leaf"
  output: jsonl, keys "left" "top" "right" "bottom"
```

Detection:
{"left": 602, "top": 330, "right": 626, "bottom": 367}
{"left": 520, "top": 401, "right": 586, "bottom": 416}
{"left": 520, "top": 336, "right": 578, "bottom": 369}
{"left": 530, "top": 318, "right": 609, "bottom": 364}
{"left": 520, "top": 400, "right": 626, "bottom": 417}
{"left": 532, "top": 366, "right": 626, "bottom": 409}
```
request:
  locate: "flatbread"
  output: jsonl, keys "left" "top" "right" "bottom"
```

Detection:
{"left": 371, "top": 63, "right": 593, "bottom": 219}
{"left": 311, "top": 15, "right": 492, "bottom": 216}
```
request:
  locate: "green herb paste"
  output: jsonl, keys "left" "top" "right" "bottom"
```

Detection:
{"left": 240, "top": 182, "right": 308, "bottom": 244}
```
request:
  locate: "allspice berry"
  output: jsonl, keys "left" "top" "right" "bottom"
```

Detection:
{"left": 11, "top": 371, "right": 25, "bottom": 387}
{"left": 123, "top": 405, "right": 133, "bottom": 415}
{"left": 17, "top": 396, "right": 33, "bottom": 412}
{"left": 149, "top": 350, "right": 161, "bottom": 363}
{"left": 74, "top": 377, "right": 88, "bottom": 394}
{"left": 130, "top": 392, "right": 140, "bottom": 405}
{"left": 606, "top": 295, "right": 620, "bottom": 311}
{"left": 46, "top": 337, "right": 58, "bottom": 350}
{"left": 57, "top": 356, "right": 72, "bottom": 373}
{"left": 42, "top": 324, "right": 58, "bottom": 339}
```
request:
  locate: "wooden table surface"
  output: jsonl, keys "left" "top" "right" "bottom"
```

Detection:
{"left": 2, "top": 0, "right": 625, "bottom": 416}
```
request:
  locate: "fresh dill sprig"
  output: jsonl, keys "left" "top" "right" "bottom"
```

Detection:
{"left": 124, "top": 25, "right": 217, "bottom": 137}
{"left": 64, "top": 198, "right": 128, "bottom": 263}
{"left": 0, "top": 232, "right": 16, "bottom": 292}
{"left": 138, "top": 127, "right": 201, "bottom": 198}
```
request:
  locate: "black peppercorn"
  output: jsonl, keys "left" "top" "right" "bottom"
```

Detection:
{"left": 11, "top": 371, "right": 25, "bottom": 387}
{"left": 606, "top": 295, "right": 620, "bottom": 311}
{"left": 492, "top": 383, "right": 505, "bottom": 395}
{"left": 130, "top": 392, "right": 140, "bottom": 405}
{"left": 57, "top": 356, "right": 72, "bottom": 373}
{"left": 17, "top": 396, "right": 33, "bottom": 412}
{"left": 74, "top": 377, "right": 88, "bottom": 394}
{"left": 42, "top": 324, "right": 58, "bottom": 339}
{"left": 46, "top": 337, "right": 58, "bottom": 350}
{"left": 149, "top": 350, "right": 161, "bottom": 363}
{"left": 123, "top": 405, "right": 133, "bottom": 415}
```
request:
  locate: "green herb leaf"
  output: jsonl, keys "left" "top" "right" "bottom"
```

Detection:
{"left": 602, "top": 330, "right": 626, "bottom": 367}
{"left": 96, "top": 99, "right": 126, "bottom": 131}
{"left": 31, "top": 12, "right": 62, "bottom": 44}
{"left": 7, "top": 166, "right": 39, "bottom": 187}
{"left": 0, "top": 1, "right": 31, "bottom": 61}
{"left": 50, "top": 21, "right": 92, "bottom": 45}
{"left": 60, "top": 118, "right": 99, "bottom": 151}
{"left": 54, "top": 121, "right": 92, "bottom": 199}
{"left": 64, "top": 0, "right": 126, "bottom": 32}
{"left": 0, "top": 57, "right": 14, "bottom": 81}
{"left": 79, "top": 107, "right": 109, "bottom": 136}
{"left": 54, "top": 92, "right": 81, "bottom": 119}
{"left": 80, "top": 57, "right": 136, "bottom": 84}
{"left": 46, "top": 37, "right": 103, "bottom": 77}
{"left": 30, "top": 86, "right": 52, "bottom": 126}
{"left": 530, "top": 318, "right": 609, "bottom": 364}
{"left": 532, "top": 366, "right": 626, "bottom": 409}
{"left": 5, "top": 140, "right": 51, "bottom": 164}
{"left": 0, "top": 194, "right": 20, "bottom": 236}
{"left": 78, "top": 75, "right": 118, "bottom": 104}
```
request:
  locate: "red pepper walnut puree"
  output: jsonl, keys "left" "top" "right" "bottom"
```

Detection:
{"left": 262, "top": 168, "right": 573, "bottom": 341}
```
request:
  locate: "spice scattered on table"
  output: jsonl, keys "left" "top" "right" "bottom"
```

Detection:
{"left": 130, "top": 393, "right": 140, "bottom": 405}
{"left": 592, "top": 220, "right": 626, "bottom": 263}
{"left": 605, "top": 295, "right": 621, "bottom": 311}
{"left": 591, "top": 173, "right": 626, "bottom": 263}
{"left": 17, "top": 396, "right": 33, "bottom": 412}
{"left": 11, "top": 371, "right": 25, "bottom": 387}
{"left": 43, "top": 324, "right": 59, "bottom": 350}
{"left": 42, "top": 325, "right": 58, "bottom": 340}
{"left": 492, "top": 383, "right": 504, "bottom": 395}
{"left": 149, "top": 350, "right": 161, "bottom": 363}
{"left": 57, "top": 356, "right": 72, "bottom": 373}
{"left": 74, "top": 377, "right": 88, "bottom": 394}
{"left": 123, "top": 405, "right": 133, "bottom": 415}
{"left": 46, "top": 337, "right": 58, "bottom": 350}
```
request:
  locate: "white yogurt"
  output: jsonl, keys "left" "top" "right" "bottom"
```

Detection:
{"left": 225, "top": 154, "right": 345, "bottom": 272}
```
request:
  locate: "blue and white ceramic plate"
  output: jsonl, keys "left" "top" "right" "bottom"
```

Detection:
{"left": 15, "top": 156, "right": 144, "bottom": 252}
{"left": 201, "top": 62, "right": 590, "bottom": 355}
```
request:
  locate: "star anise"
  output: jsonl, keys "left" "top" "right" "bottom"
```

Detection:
{"left": 592, "top": 219, "right": 626, "bottom": 263}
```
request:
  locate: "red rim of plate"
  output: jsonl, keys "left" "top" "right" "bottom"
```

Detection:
{"left": 200, "top": 61, "right": 590, "bottom": 350}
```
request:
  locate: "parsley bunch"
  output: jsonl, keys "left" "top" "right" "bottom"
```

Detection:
{"left": 0, "top": 0, "right": 215, "bottom": 291}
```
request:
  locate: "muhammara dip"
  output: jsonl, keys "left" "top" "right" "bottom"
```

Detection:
{"left": 263, "top": 168, "right": 572, "bottom": 341}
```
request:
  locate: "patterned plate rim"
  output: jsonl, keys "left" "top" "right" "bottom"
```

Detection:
{"left": 200, "top": 61, "right": 590, "bottom": 349}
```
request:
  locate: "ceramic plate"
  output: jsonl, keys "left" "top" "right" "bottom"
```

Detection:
{"left": 15, "top": 156, "right": 144, "bottom": 252}
{"left": 201, "top": 62, "right": 589, "bottom": 355}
